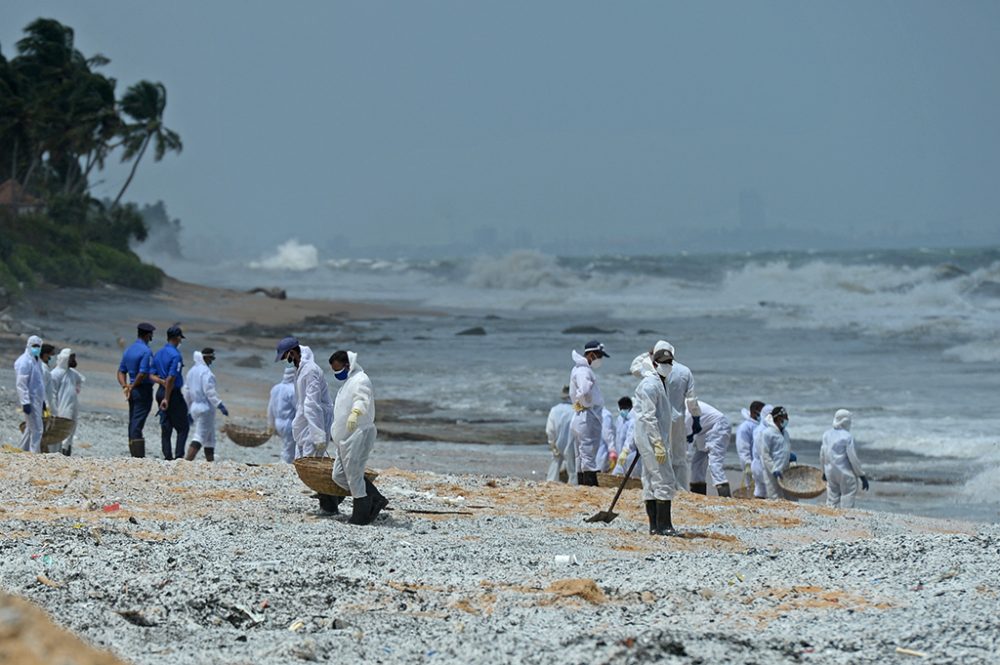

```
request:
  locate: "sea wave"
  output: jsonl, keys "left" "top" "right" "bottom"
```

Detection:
{"left": 248, "top": 240, "right": 319, "bottom": 271}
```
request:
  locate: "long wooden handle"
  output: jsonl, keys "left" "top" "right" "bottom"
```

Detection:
{"left": 607, "top": 454, "right": 640, "bottom": 512}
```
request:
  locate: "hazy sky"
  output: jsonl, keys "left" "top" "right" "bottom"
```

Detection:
{"left": 4, "top": 1, "right": 999, "bottom": 256}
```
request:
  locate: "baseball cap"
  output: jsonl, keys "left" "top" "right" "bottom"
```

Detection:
{"left": 583, "top": 340, "right": 609, "bottom": 357}
{"left": 166, "top": 325, "right": 185, "bottom": 339}
{"left": 137, "top": 322, "right": 156, "bottom": 333}
{"left": 275, "top": 336, "right": 299, "bottom": 362}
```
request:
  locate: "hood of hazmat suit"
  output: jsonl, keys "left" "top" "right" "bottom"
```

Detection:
{"left": 833, "top": 409, "right": 852, "bottom": 431}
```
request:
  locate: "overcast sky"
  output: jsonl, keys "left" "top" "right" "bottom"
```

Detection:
{"left": 4, "top": 1, "right": 999, "bottom": 256}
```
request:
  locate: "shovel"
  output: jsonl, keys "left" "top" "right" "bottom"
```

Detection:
{"left": 584, "top": 454, "right": 640, "bottom": 524}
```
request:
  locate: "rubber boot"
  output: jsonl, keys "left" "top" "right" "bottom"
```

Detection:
{"left": 61, "top": 444, "right": 72, "bottom": 457}
{"left": 366, "top": 478, "right": 389, "bottom": 523}
{"left": 690, "top": 482, "right": 707, "bottom": 495}
{"left": 716, "top": 482, "right": 732, "bottom": 498}
{"left": 318, "top": 494, "right": 343, "bottom": 514}
{"left": 576, "top": 472, "right": 588, "bottom": 486}
{"left": 129, "top": 438, "right": 146, "bottom": 458}
{"left": 589, "top": 471, "right": 600, "bottom": 486}
{"left": 185, "top": 442, "right": 202, "bottom": 461}
{"left": 655, "top": 500, "right": 678, "bottom": 536}
{"left": 349, "top": 494, "right": 373, "bottom": 525}
{"left": 204, "top": 448, "right": 215, "bottom": 462}
{"left": 644, "top": 500, "right": 656, "bottom": 535}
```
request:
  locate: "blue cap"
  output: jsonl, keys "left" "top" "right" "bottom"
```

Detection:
{"left": 275, "top": 336, "right": 299, "bottom": 362}
{"left": 166, "top": 325, "right": 185, "bottom": 339}
{"left": 583, "top": 340, "right": 609, "bottom": 357}
{"left": 137, "top": 322, "right": 155, "bottom": 333}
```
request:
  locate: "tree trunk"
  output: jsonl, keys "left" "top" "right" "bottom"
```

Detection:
{"left": 112, "top": 132, "right": 151, "bottom": 208}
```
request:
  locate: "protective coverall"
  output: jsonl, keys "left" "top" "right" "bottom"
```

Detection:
{"left": 569, "top": 350, "right": 604, "bottom": 474}
{"left": 42, "top": 360, "right": 54, "bottom": 414}
{"left": 184, "top": 351, "right": 223, "bottom": 451}
{"left": 632, "top": 368, "right": 676, "bottom": 501}
{"left": 612, "top": 409, "right": 639, "bottom": 477}
{"left": 820, "top": 410, "right": 866, "bottom": 508}
{"left": 330, "top": 351, "right": 376, "bottom": 498}
{"left": 753, "top": 413, "right": 791, "bottom": 499}
{"left": 291, "top": 346, "right": 333, "bottom": 458}
{"left": 685, "top": 400, "right": 731, "bottom": 488}
{"left": 14, "top": 335, "right": 45, "bottom": 453}
{"left": 268, "top": 366, "right": 297, "bottom": 463}
{"left": 50, "top": 348, "right": 84, "bottom": 454}
{"left": 735, "top": 408, "right": 759, "bottom": 484}
{"left": 660, "top": 342, "right": 696, "bottom": 491}
{"left": 596, "top": 407, "right": 616, "bottom": 472}
{"left": 749, "top": 405, "right": 774, "bottom": 497}
{"left": 545, "top": 400, "right": 576, "bottom": 483}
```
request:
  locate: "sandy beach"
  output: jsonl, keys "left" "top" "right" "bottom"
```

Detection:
{"left": 2, "top": 282, "right": 999, "bottom": 664}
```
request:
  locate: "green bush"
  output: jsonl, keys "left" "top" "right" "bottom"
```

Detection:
{"left": 85, "top": 243, "right": 163, "bottom": 290}
{"left": 0, "top": 260, "right": 22, "bottom": 299}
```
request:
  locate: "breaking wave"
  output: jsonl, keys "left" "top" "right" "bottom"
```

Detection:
{"left": 249, "top": 240, "right": 320, "bottom": 271}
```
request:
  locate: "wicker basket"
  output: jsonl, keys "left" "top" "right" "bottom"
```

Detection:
{"left": 18, "top": 416, "right": 74, "bottom": 448}
{"left": 223, "top": 424, "right": 273, "bottom": 448}
{"left": 293, "top": 456, "right": 380, "bottom": 497}
{"left": 732, "top": 485, "right": 755, "bottom": 499}
{"left": 778, "top": 464, "right": 827, "bottom": 499}
{"left": 596, "top": 472, "right": 642, "bottom": 490}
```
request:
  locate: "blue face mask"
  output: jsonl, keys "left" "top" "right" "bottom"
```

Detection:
{"left": 30, "top": 346, "right": 41, "bottom": 357}
{"left": 334, "top": 366, "right": 350, "bottom": 381}
{"left": 619, "top": 409, "right": 630, "bottom": 417}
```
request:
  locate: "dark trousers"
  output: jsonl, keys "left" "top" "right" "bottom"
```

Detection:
{"left": 156, "top": 387, "right": 190, "bottom": 459}
{"left": 127, "top": 384, "right": 154, "bottom": 440}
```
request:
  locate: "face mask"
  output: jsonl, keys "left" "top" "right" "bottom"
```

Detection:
{"left": 30, "top": 347, "right": 41, "bottom": 357}
{"left": 655, "top": 363, "right": 671, "bottom": 378}
{"left": 590, "top": 357, "right": 603, "bottom": 370}
{"left": 334, "top": 366, "right": 350, "bottom": 381}
{"left": 619, "top": 409, "right": 630, "bottom": 417}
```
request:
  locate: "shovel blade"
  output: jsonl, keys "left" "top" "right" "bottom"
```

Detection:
{"left": 584, "top": 510, "right": 618, "bottom": 524}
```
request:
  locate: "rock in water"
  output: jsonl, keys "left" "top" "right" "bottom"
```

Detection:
{"left": 456, "top": 326, "right": 487, "bottom": 336}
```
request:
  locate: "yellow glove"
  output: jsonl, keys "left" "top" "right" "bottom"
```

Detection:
{"left": 743, "top": 463, "right": 752, "bottom": 476}
{"left": 572, "top": 402, "right": 586, "bottom": 413}
{"left": 608, "top": 452, "right": 618, "bottom": 468}
{"left": 652, "top": 439, "right": 666, "bottom": 465}
{"left": 616, "top": 453, "right": 629, "bottom": 469}
{"left": 346, "top": 407, "right": 362, "bottom": 433}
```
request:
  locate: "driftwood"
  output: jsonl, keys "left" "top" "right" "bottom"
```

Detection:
{"left": 247, "top": 287, "right": 287, "bottom": 300}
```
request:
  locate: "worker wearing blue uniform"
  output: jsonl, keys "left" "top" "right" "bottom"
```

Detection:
{"left": 153, "top": 325, "right": 190, "bottom": 460}
{"left": 117, "top": 322, "right": 157, "bottom": 458}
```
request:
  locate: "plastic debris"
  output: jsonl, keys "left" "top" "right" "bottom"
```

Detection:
{"left": 554, "top": 554, "right": 580, "bottom": 565}
{"left": 895, "top": 646, "right": 928, "bottom": 658}
{"left": 102, "top": 502, "right": 121, "bottom": 513}
{"left": 288, "top": 620, "right": 305, "bottom": 632}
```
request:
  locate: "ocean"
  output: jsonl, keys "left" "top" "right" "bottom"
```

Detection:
{"left": 147, "top": 244, "right": 1000, "bottom": 523}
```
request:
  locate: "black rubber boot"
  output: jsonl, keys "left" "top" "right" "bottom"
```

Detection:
{"left": 644, "top": 500, "right": 656, "bottom": 535}
{"left": 576, "top": 472, "right": 588, "bottom": 485}
{"left": 129, "top": 438, "right": 146, "bottom": 458}
{"left": 349, "top": 495, "right": 373, "bottom": 525}
{"left": 185, "top": 442, "right": 202, "bottom": 461}
{"left": 690, "top": 482, "right": 708, "bottom": 495}
{"left": 204, "top": 448, "right": 215, "bottom": 462}
{"left": 586, "top": 471, "right": 600, "bottom": 486}
{"left": 61, "top": 445, "right": 72, "bottom": 457}
{"left": 716, "top": 482, "right": 732, "bottom": 498}
{"left": 655, "top": 500, "right": 678, "bottom": 536}
{"left": 318, "top": 494, "right": 344, "bottom": 514}
{"left": 365, "top": 479, "right": 389, "bottom": 523}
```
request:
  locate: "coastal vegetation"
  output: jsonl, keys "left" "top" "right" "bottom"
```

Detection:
{"left": 0, "top": 18, "right": 181, "bottom": 300}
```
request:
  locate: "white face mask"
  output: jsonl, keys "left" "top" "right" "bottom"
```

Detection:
{"left": 655, "top": 363, "right": 671, "bottom": 378}
{"left": 590, "top": 357, "right": 603, "bottom": 370}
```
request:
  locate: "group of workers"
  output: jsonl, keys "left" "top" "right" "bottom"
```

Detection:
{"left": 546, "top": 339, "right": 871, "bottom": 536}
{"left": 13, "top": 336, "right": 85, "bottom": 455}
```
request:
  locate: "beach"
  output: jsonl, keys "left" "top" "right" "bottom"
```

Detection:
{"left": 2, "top": 278, "right": 999, "bottom": 663}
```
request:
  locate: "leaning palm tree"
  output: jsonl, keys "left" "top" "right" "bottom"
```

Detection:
{"left": 113, "top": 80, "right": 181, "bottom": 207}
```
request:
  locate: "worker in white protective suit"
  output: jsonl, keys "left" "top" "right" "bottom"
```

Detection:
{"left": 631, "top": 348, "right": 680, "bottom": 535}
{"left": 597, "top": 406, "right": 617, "bottom": 472}
{"left": 820, "top": 409, "right": 870, "bottom": 509}
{"left": 612, "top": 396, "right": 639, "bottom": 477}
{"left": 329, "top": 350, "right": 388, "bottom": 526}
{"left": 545, "top": 386, "right": 577, "bottom": 484}
{"left": 50, "top": 348, "right": 85, "bottom": 455}
{"left": 14, "top": 335, "right": 46, "bottom": 453}
{"left": 268, "top": 366, "right": 297, "bottom": 464}
{"left": 750, "top": 404, "right": 774, "bottom": 498}
{"left": 569, "top": 340, "right": 609, "bottom": 486}
{"left": 275, "top": 336, "right": 333, "bottom": 459}
{"left": 735, "top": 401, "right": 764, "bottom": 491}
{"left": 182, "top": 349, "right": 229, "bottom": 461}
{"left": 685, "top": 400, "right": 732, "bottom": 497}
{"left": 754, "top": 405, "right": 794, "bottom": 500}
{"left": 40, "top": 343, "right": 56, "bottom": 416}
{"left": 642, "top": 341, "right": 697, "bottom": 492}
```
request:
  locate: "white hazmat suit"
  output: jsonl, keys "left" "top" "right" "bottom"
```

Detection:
{"left": 184, "top": 351, "right": 224, "bottom": 449}
{"left": 545, "top": 400, "right": 576, "bottom": 483}
{"left": 50, "top": 348, "right": 84, "bottom": 453}
{"left": 291, "top": 346, "right": 334, "bottom": 458}
{"left": 612, "top": 409, "right": 639, "bottom": 477}
{"left": 753, "top": 413, "right": 792, "bottom": 500}
{"left": 596, "top": 407, "right": 616, "bottom": 471}
{"left": 632, "top": 365, "right": 677, "bottom": 500}
{"left": 749, "top": 405, "right": 774, "bottom": 497}
{"left": 820, "top": 410, "right": 866, "bottom": 509}
{"left": 685, "top": 400, "right": 731, "bottom": 488}
{"left": 330, "top": 351, "right": 376, "bottom": 498}
{"left": 652, "top": 341, "right": 696, "bottom": 490}
{"left": 268, "top": 366, "right": 297, "bottom": 463}
{"left": 14, "top": 335, "right": 45, "bottom": 453}
{"left": 569, "top": 350, "right": 604, "bottom": 473}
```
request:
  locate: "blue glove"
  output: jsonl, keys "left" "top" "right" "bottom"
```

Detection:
{"left": 773, "top": 471, "right": 783, "bottom": 480}
{"left": 218, "top": 403, "right": 229, "bottom": 416}
{"left": 22, "top": 404, "right": 32, "bottom": 415}
{"left": 691, "top": 416, "right": 702, "bottom": 435}
{"left": 686, "top": 433, "right": 694, "bottom": 443}
{"left": 861, "top": 476, "right": 870, "bottom": 492}
{"left": 789, "top": 452, "right": 797, "bottom": 463}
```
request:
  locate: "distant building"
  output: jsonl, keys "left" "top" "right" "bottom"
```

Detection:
{"left": 738, "top": 189, "right": 766, "bottom": 230}
{"left": 0, "top": 179, "right": 44, "bottom": 216}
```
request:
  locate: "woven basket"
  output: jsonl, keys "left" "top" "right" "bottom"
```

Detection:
{"left": 778, "top": 464, "right": 827, "bottom": 499}
{"left": 293, "top": 457, "right": 380, "bottom": 497}
{"left": 596, "top": 472, "right": 642, "bottom": 490}
{"left": 18, "top": 416, "right": 74, "bottom": 447}
{"left": 732, "top": 485, "right": 755, "bottom": 499}
{"left": 223, "top": 424, "right": 273, "bottom": 448}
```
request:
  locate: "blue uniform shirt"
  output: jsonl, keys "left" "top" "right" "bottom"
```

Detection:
{"left": 153, "top": 344, "right": 184, "bottom": 389}
{"left": 119, "top": 339, "right": 154, "bottom": 384}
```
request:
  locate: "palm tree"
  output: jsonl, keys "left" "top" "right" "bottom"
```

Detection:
{"left": 113, "top": 80, "right": 181, "bottom": 207}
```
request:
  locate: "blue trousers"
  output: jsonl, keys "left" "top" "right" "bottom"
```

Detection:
{"left": 156, "top": 387, "right": 190, "bottom": 460}
{"left": 128, "top": 384, "right": 154, "bottom": 441}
